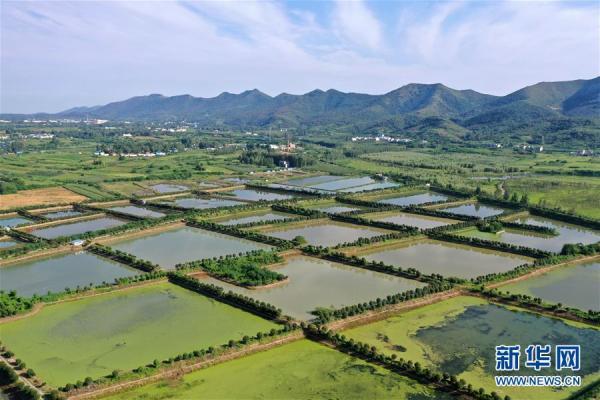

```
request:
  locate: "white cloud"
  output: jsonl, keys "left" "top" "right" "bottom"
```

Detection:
{"left": 0, "top": 0, "right": 597, "bottom": 112}
{"left": 332, "top": 0, "right": 384, "bottom": 51}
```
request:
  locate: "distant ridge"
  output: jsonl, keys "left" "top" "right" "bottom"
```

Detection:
{"left": 2, "top": 78, "right": 598, "bottom": 141}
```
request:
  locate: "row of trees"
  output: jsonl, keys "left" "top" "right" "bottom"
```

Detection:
{"left": 312, "top": 283, "right": 454, "bottom": 323}
{"left": 168, "top": 273, "right": 284, "bottom": 320}
{"left": 306, "top": 327, "right": 510, "bottom": 400}
{"left": 270, "top": 204, "right": 328, "bottom": 218}
{"left": 175, "top": 250, "right": 286, "bottom": 287}
{"left": 472, "top": 287, "right": 600, "bottom": 325}
{"left": 187, "top": 220, "right": 295, "bottom": 250}
{"left": 87, "top": 244, "right": 160, "bottom": 272}
{"left": 500, "top": 220, "right": 558, "bottom": 235}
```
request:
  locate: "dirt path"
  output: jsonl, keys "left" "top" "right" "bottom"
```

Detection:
{"left": 67, "top": 332, "right": 304, "bottom": 400}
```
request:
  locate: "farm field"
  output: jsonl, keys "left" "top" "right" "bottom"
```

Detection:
{"left": 109, "top": 225, "right": 271, "bottom": 268}
{"left": 259, "top": 220, "right": 392, "bottom": 247}
{"left": 343, "top": 296, "right": 600, "bottom": 400}
{"left": 358, "top": 239, "right": 529, "bottom": 279}
{"left": 500, "top": 261, "right": 600, "bottom": 311}
{"left": 199, "top": 255, "right": 425, "bottom": 320}
{"left": 0, "top": 187, "right": 87, "bottom": 210}
{"left": 0, "top": 251, "right": 141, "bottom": 296}
{"left": 103, "top": 339, "right": 451, "bottom": 400}
{"left": 0, "top": 282, "right": 277, "bottom": 387}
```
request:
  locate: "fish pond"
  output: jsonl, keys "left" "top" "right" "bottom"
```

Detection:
{"left": 360, "top": 239, "right": 529, "bottom": 279}
{"left": 151, "top": 183, "right": 189, "bottom": 193}
{"left": 200, "top": 255, "right": 424, "bottom": 320}
{"left": 344, "top": 296, "right": 600, "bottom": 400}
{"left": 0, "top": 215, "right": 31, "bottom": 228}
{"left": 0, "top": 251, "right": 141, "bottom": 296}
{"left": 0, "top": 282, "right": 276, "bottom": 387}
{"left": 366, "top": 211, "right": 458, "bottom": 229}
{"left": 110, "top": 225, "right": 271, "bottom": 268}
{"left": 262, "top": 220, "right": 392, "bottom": 247}
{"left": 224, "top": 188, "right": 296, "bottom": 201}
{"left": 376, "top": 192, "right": 448, "bottom": 207}
{"left": 501, "top": 261, "right": 600, "bottom": 311}
{"left": 0, "top": 238, "right": 20, "bottom": 249}
{"left": 109, "top": 205, "right": 166, "bottom": 219}
{"left": 30, "top": 216, "right": 127, "bottom": 239}
{"left": 339, "top": 181, "right": 399, "bottom": 193}
{"left": 213, "top": 210, "right": 293, "bottom": 226}
{"left": 169, "top": 197, "right": 244, "bottom": 210}
{"left": 41, "top": 210, "right": 83, "bottom": 220}
{"left": 103, "top": 339, "right": 449, "bottom": 400}
{"left": 438, "top": 203, "right": 507, "bottom": 218}
{"left": 308, "top": 176, "right": 376, "bottom": 191}
{"left": 456, "top": 216, "right": 600, "bottom": 253}
{"left": 284, "top": 175, "right": 343, "bottom": 187}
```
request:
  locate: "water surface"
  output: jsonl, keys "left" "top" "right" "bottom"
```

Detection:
{"left": 0, "top": 216, "right": 31, "bottom": 228}
{"left": 201, "top": 255, "right": 425, "bottom": 320}
{"left": 111, "top": 226, "right": 271, "bottom": 268}
{"left": 31, "top": 217, "right": 127, "bottom": 239}
{"left": 109, "top": 205, "right": 166, "bottom": 219}
{"left": 170, "top": 197, "right": 244, "bottom": 210}
{"left": 0, "top": 239, "right": 19, "bottom": 249}
{"left": 340, "top": 181, "right": 399, "bottom": 193}
{"left": 377, "top": 192, "right": 448, "bottom": 206}
{"left": 309, "top": 177, "right": 376, "bottom": 191}
{"left": 370, "top": 212, "right": 457, "bottom": 229}
{"left": 225, "top": 189, "right": 295, "bottom": 201}
{"left": 361, "top": 239, "right": 528, "bottom": 279}
{"left": 265, "top": 221, "right": 391, "bottom": 247}
{"left": 285, "top": 175, "right": 343, "bottom": 187}
{"left": 313, "top": 205, "right": 363, "bottom": 214}
{"left": 151, "top": 183, "right": 189, "bottom": 193}
{"left": 0, "top": 251, "right": 140, "bottom": 296}
{"left": 41, "top": 210, "right": 82, "bottom": 220}
{"left": 217, "top": 211, "right": 292, "bottom": 226}
{"left": 501, "top": 261, "right": 600, "bottom": 310}
{"left": 439, "top": 203, "right": 506, "bottom": 218}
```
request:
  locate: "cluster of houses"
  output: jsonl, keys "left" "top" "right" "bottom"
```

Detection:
{"left": 351, "top": 134, "right": 412, "bottom": 143}
{"left": 94, "top": 151, "right": 168, "bottom": 157}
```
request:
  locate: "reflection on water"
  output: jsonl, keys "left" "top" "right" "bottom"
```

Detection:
{"left": 439, "top": 203, "right": 505, "bottom": 218}
{"left": 110, "top": 205, "right": 166, "bottom": 219}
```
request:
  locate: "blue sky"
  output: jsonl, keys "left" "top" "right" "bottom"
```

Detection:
{"left": 1, "top": 0, "right": 598, "bottom": 113}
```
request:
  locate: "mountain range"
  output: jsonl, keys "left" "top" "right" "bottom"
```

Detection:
{"left": 3, "top": 77, "right": 599, "bottom": 144}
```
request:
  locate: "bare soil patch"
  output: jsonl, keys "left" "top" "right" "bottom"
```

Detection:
{"left": 0, "top": 187, "right": 87, "bottom": 210}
